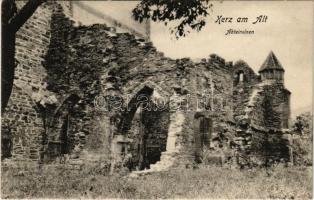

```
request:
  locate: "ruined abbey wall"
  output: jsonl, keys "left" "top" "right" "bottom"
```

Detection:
{"left": 42, "top": 17, "right": 235, "bottom": 167}
{"left": 2, "top": 2, "right": 74, "bottom": 161}
{"left": 2, "top": 2, "right": 55, "bottom": 161}
{"left": 2, "top": 2, "right": 291, "bottom": 169}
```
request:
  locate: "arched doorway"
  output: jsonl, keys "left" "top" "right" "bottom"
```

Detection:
{"left": 116, "top": 86, "right": 170, "bottom": 170}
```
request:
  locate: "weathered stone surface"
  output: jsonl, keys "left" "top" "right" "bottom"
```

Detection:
{"left": 2, "top": 2, "right": 292, "bottom": 170}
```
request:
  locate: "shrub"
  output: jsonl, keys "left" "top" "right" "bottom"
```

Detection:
{"left": 291, "top": 112, "right": 313, "bottom": 166}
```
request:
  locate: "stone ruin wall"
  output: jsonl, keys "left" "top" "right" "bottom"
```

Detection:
{"left": 1, "top": 2, "right": 291, "bottom": 169}
{"left": 230, "top": 61, "right": 291, "bottom": 166}
{"left": 232, "top": 60, "right": 260, "bottom": 120}
{"left": 41, "top": 8, "right": 194, "bottom": 167}
{"left": 2, "top": 2, "right": 56, "bottom": 161}
{"left": 2, "top": 2, "right": 76, "bottom": 162}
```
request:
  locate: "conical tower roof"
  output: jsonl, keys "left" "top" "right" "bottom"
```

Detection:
{"left": 258, "top": 51, "right": 284, "bottom": 73}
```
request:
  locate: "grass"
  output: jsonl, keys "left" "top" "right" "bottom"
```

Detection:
{"left": 1, "top": 164, "right": 312, "bottom": 199}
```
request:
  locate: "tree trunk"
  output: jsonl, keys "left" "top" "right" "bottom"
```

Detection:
{"left": 1, "top": 27, "right": 16, "bottom": 112}
{"left": 1, "top": 0, "right": 46, "bottom": 112}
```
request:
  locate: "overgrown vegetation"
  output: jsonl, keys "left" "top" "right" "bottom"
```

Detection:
{"left": 291, "top": 112, "right": 313, "bottom": 166}
{"left": 1, "top": 164, "right": 312, "bottom": 199}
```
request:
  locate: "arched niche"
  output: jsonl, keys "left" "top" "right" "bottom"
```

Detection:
{"left": 39, "top": 93, "right": 80, "bottom": 162}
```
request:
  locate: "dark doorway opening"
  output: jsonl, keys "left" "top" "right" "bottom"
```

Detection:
{"left": 118, "top": 86, "right": 170, "bottom": 171}
{"left": 138, "top": 105, "right": 169, "bottom": 170}
{"left": 194, "top": 114, "right": 213, "bottom": 163}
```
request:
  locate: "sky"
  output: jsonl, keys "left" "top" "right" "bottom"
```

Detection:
{"left": 80, "top": 1, "right": 313, "bottom": 115}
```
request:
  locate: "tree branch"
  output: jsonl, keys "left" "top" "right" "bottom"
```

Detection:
{"left": 8, "top": 0, "right": 47, "bottom": 33}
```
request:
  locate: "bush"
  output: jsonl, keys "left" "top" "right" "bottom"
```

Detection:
{"left": 291, "top": 112, "right": 313, "bottom": 166}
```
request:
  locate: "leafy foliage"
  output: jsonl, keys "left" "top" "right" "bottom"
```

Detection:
{"left": 292, "top": 112, "right": 313, "bottom": 136}
{"left": 291, "top": 112, "right": 313, "bottom": 166}
{"left": 132, "top": 0, "right": 213, "bottom": 38}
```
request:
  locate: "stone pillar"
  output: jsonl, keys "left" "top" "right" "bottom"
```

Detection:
{"left": 165, "top": 111, "right": 185, "bottom": 153}
{"left": 147, "top": 93, "right": 192, "bottom": 171}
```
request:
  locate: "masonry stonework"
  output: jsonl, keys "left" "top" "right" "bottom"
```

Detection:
{"left": 2, "top": 2, "right": 291, "bottom": 171}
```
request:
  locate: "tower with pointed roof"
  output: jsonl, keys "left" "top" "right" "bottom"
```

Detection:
{"left": 259, "top": 51, "right": 285, "bottom": 83}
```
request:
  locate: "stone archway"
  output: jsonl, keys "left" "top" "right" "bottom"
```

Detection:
{"left": 39, "top": 93, "right": 80, "bottom": 162}
{"left": 113, "top": 85, "right": 170, "bottom": 171}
